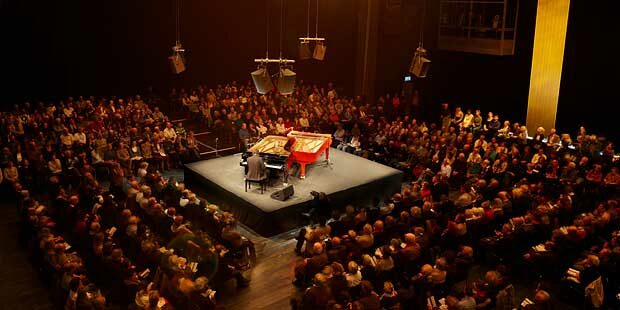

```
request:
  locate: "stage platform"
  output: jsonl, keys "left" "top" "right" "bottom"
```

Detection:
{"left": 184, "top": 148, "right": 403, "bottom": 236}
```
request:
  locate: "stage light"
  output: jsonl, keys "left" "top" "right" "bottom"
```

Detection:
{"left": 169, "top": 43, "right": 186, "bottom": 74}
{"left": 170, "top": 0, "right": 186, "bottom": 75}
{"left": 251, "top": 66, "right": 274, "bottom": 94}
{"left": 409, "top": 46, "right": 431, "bottom": 78}
{"left": 172, "top": 43, "right": 185, "bottom": 54}
{"left": 168, "top": 55, "right": 186, "bottom": 74}
{"left": 312, "top": 41, "right": 327, "bottom": 61}
{"left": 300, "top": 0, "right": 327, "bottom": 61}
{"left": 409, "top": 0, "right": 430, "bottom": 78}
{"left": 299, "top": 41, "right": 312, "bottom": 60}
{"left": 277, "top": 67, "right": 296, "bottom": 95}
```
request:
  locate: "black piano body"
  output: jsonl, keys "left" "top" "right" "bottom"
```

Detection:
{"left": 239, "top": 135, "right": 292, "bottom": 183}
{"left": 239, "top": 151, "right": 288, "bottom": 175}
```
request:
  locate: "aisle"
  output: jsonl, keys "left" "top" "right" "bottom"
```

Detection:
{"left": 217, "top": 225, "right": 301, "bottom": 310}
{"left": 0, "top": 200, "right": 54, "bottom": 309}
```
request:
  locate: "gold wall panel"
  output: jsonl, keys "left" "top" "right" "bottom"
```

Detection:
{"left": 526, "top": 0, "right": 570, "bottom": 134}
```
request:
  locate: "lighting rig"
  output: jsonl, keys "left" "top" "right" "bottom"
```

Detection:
{"left": 169, "top": 0, "right": 186, "bottom": 74}
{"left": 409, "top": 0, "right": 430, "bottom": 78}
{"left": 298, "top": 0, "right": 326, "bottom": 60}
{"left": 251, "top": 0, "right": 297, "bottom": 95}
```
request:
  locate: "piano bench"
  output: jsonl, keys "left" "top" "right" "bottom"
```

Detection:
{"left": 245, "top": 178, "right": 267, "bottom": 194}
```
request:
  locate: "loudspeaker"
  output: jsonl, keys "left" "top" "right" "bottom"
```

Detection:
{"left": 299, "top": 42, "right": 312, "bottom": 60}
{"left": 169, "top": 55, "right": 186, "bottom": 74}
{"left": 313, "top": 42, "right": 327, "bottom": 61}
{"left": 409, "top": 55, "right": 431, "bottom": 78}
{"left": 251, "top": 67, "right": 274, "bottom": 94}
{"left": 271, "top": 184, "right": 294, "bottom": 201}
{"left": 277, "top": 68, "right": 296, "bottom": 95}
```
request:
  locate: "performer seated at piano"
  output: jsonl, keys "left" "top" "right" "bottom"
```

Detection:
{"left": 246, "top": 150, "right": 267, "bottom": 182}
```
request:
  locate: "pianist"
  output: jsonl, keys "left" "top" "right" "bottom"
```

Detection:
{"left": 246, "top": 150, "right": 267, "bottom": 183}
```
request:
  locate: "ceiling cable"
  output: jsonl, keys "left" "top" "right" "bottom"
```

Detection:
{"left": 315, "top": 0, "right": 319, "bottom": 38}
{"left": 175, "top": 0, "right": 180, "bottom": 45}
{"left": 419, "top": 0, "right": 426, "bottom": 48}
{"left": 306, "top": 0, "right": 310, "bottom": 38}
{"left": 265, "top": 0, "right": 270, "bottom": 59}
{"left": 279, "top": 0, "right": 285, "bottom": 59}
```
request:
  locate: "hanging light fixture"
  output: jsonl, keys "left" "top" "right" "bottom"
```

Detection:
{"left": 252, "top": 0, "right": 296, "bottom": 95}
{"left": 278, "top": 65, "right": 296, "bottom": 95}
{"left": 251, "top": 65, "right": 275, "bottom": 95}
{"left": 169, "top": 0, "right": 186, "bottom": 74}
{"left": 276, "top": 0, "right": 296, "bottom": 94}
{"left": 409, "top": 0, "right": 430, "bottom": 78}
{"left": 299, "top": 0, "right": 311, "bottom": 60}
{"left": 299, "top": 0, "right": 326, "bottom": 61}
{"left": 313, "top": 41, "right": 326, "bottom": 61}
{"left": 410, "top": 46, "right": 430, "bottom": 78}
{"left": 299, "top": 40, "right": 312, "bottom": 60}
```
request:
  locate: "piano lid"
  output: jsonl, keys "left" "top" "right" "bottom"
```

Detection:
{"left": 287, "top": 130, "right": 332, "bottom": 139}
{"left": 247, "top": 135, "right": 291, "bottom": 157}
{"left": 287, "top": 131, "right": 332, "bottom": 153}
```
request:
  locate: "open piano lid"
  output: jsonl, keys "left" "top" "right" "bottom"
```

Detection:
{"left": 247, "top": 135, "right": 291, "bottom": 157}
{"left": 287, "top": 131, "right": 332, "bottom": 154}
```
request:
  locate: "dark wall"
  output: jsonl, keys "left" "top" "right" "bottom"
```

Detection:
{"left": 557, "top": 0, "right": 620, "bottom": 143}
{"left": 374, "top": 0, "right": 618, "bottom": 142}
{"left": 1, "top": 0, "right": 617, "bottom": 142}
{"left": 0, "top": 0, "right": 358, "bottom": 104}
{"left": 375, "top": 0, "right": 538, "bottom": 122}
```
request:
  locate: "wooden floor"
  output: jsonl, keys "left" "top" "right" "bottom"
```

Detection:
{"left": 0, "top": 199, "right": 303, "bottom": 310}
{"left": 0, "top": 200, "right": 54, "bottom": 310}
{"left": 216, "top": 225, "right": 301, "bottom": 310}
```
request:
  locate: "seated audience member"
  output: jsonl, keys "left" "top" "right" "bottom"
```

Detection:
{"left": 4, "top": 81, "right": 620, "bottom": 310}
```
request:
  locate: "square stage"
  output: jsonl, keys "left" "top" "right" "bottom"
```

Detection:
{"left": 184, "top": 148, "right": 403, "bottom": 236}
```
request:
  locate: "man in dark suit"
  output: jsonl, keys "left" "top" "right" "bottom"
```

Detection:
{"left": 246, "top": 150, "right": 266, "bottom": 182}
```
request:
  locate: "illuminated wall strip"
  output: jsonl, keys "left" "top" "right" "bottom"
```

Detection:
{"left": 526, "top": 0, "right": 570, "bottom": 134}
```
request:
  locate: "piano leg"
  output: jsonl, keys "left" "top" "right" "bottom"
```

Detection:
{"left": 286, "top": 159, "right": 293, "bottom": 175}
{"left": 300, "top": 163, "right": 307, "bottom": 179}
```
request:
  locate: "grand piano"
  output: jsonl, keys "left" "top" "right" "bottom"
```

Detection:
{"left": 286, "top": 130, "right": 332, "bottom": 179}
{"left": 240, "top": 135, "right": 291, "bottom": 181}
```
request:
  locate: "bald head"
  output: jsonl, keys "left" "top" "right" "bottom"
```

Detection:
{"left": 404, "top": 233, "right": 416, "bottom": 245}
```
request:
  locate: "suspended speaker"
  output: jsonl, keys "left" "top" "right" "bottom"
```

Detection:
{"left": 277, "top": 68, "right": 296, "bottom": 95}
{"left": 168, "top": 55, "right": 186, "bottom": 74}
{"left": 409, "top": 55, "right": 431, "bottom": 78}
{"left": 313, "top": 42, "right": 327, "bottom": 61}
{"left": 299, "top": 42, "right": 312, "bottom": 60}
{"left": 251, "top": 67, "right": 274, "bottom": 94}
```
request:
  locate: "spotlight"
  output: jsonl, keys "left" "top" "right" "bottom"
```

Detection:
{"left": 169, "top": 43, "right": 186, "bottom": 74}
{"left": 299, "top": 41, "right": 312, "bottom": 60}
{"left": 168, "top": 55, "right": 185, "bottom": 74}
{"left": 172, "top": 43, "right": 185, "bottom": 53}
{"left": 277, "top": 67, "right": 296, "bottom": 95}
{"left": 409, "top": 46, "right": 430, "bottom": 78}
{"left": 251, "top": 66, "right": 274, "bottom": 94}
{"left": 312, "top": 41, "right": 327, "bottom": 61}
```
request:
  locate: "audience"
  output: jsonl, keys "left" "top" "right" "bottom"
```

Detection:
{"left": 1, "top": 95, "right": 253, "bottom": 309}
{"left": 170, "top": 82, "right": 620, "bottom": 309}
{"left": 2, "top": 80, "right": 618, "bottom": 309}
